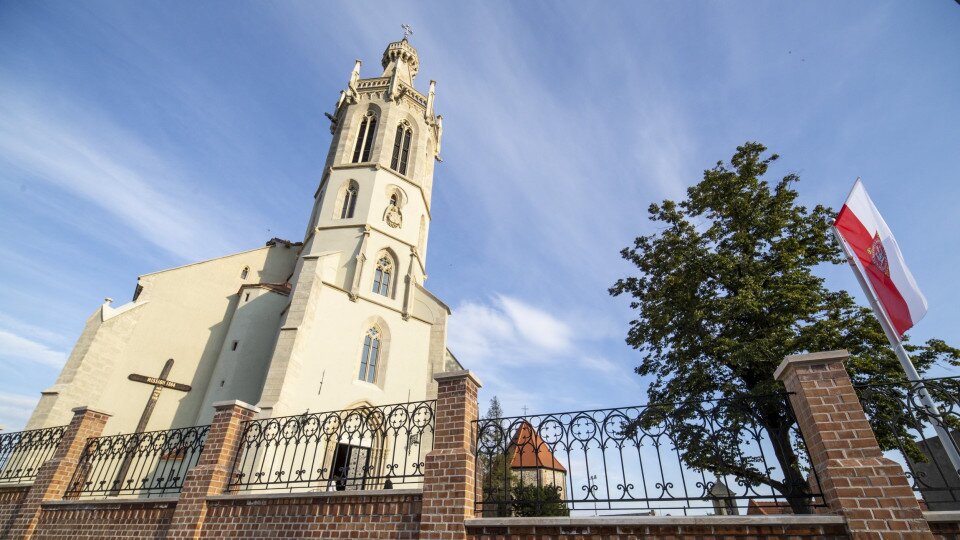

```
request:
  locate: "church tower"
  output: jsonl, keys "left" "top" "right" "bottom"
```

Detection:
{"left": 250, "top": 38, "right": 454, "bottom": 419}
{"left": 23, "top": 37, "right": 456, "bottom": 434}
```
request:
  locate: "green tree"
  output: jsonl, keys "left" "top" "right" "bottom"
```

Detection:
{"left": 478, "top": 396, "right": 512, "bottom": 516}
{"left": 510, "top": 484, "right": 569, "bottom": 517}
{"left": 610, "top": 142, "right": 960, "bottom": 513}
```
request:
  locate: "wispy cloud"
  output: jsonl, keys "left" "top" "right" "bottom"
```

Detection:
{"left": 448, "top": 294, "right": 574, "bottom": 366}
{"left": 0, "top": 91, "right": 263, "bottom": 263}
{"left": 0, "top": 391, "right": 39, "bottom": 431}
{"left": 0, "top": 329, "right": 67, "bottom": 368}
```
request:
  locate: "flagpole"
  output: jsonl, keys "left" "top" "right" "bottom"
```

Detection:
{"left": 831, "top": 225, "right": 960, "bottom": 475}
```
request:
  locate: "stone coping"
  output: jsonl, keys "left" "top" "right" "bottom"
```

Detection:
{"left": 42, "top": 496, "right": 179, "bottom": 508}
{"left": 212, "top": 399, "right": 260, "bottom": 413}
{"left": 774, "top": 349, "right": 849, "bottom": 380}
{"left": 434, "top": 369, "right": 482, "bottom": 388}
{"left": 207, "top": 488, "right": 423, "bottom": 502}
{"left": 465, "top": 515, "right": 846, "bottom": 527}
{"left": 925, "top": 510, "right": 960, "bottom": 523}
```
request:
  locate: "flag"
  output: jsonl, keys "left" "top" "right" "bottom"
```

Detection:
{"left": 834, "top": 179, "right": 927, "bottom": 337}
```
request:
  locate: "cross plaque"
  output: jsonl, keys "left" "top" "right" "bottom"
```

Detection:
{"left": 128, "top": 358, "right": 192, "bottom": 433}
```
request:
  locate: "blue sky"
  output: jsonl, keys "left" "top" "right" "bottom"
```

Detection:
{"left": 1, "top": 1, "right": 958, "bottom": 430}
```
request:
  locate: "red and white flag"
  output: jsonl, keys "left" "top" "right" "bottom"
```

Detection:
{"left": 834, "top": 179, "right": 927, "bottom": 337}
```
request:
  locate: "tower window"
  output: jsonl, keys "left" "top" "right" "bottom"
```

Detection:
{"left": 240, "top": 266, "right": 249, "bottom": 279}
{"left": 390, "top": 123, "right": 413, "bottom": 175}
{"left": 372, "top": 255, "right": 394, "bottom": 297}
{"left": 340, "top": 183, "right": 358, "bottom": 219}
{"left": 352, "top": 112, "right": 377, "bottom": 163}
{"left": 358, "top": 327, "right": 381, "bottom": 383}
{"left": 232, "top": 340, "right": 239, "bottom": 351}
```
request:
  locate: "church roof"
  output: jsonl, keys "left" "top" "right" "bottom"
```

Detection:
{"left": 507, "top": 421, "right": 567, "bottom": 473}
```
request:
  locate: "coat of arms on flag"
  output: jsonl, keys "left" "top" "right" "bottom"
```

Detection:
{"left": 866, "top": 233, "right": 890, "bottom": 277}
{"left": 833, "top": 179, "right": 927, "bottom": 337}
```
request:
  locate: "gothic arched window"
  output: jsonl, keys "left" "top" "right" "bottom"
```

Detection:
{"left": 372, "top": 254, "right": 394, "bottom": 297}
{"left": 390, "top": 122, "right": 413, "bottom": 175}
{"left": 358, "top": 327, "right": 381, "bottom": 383}
{"left": 352, "top": 112, "right": 378, "bottom": 163}
{"left": 340, "top": 182, "right": 358, "bottom": 219}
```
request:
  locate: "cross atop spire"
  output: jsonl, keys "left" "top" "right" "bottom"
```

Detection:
{"left": 401, "top": 24, "right": 413, "bottom": 40}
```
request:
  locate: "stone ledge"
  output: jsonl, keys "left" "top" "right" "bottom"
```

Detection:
{"left": 434, "top": 369, "right": 482, "bottom": 388}
{"left": 207, "top": 488, "right": 423, "bottom": 502}
{"left": 925, "top": 510, "right": 960, "bottom": 523}
{"left": 70, "top": 405, "right": 113, "bottom": 417}
{"left": 212, "top": 399, "right": 260, "bottom": 413}
{"left": 774, "top": 349, "right": 849, "bottom": 380}
{"left": 42, "top": 496, "right": 178, "bottom": 508}
{"left": 465, "top": 515, "right": 846, "bottom": 527}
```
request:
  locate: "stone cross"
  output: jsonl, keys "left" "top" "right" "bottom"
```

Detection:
{"left": 127, "top": 358, "right": 192, "bottom": 433}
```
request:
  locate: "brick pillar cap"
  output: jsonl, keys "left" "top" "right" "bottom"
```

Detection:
{"left": 434, "top": 369, "right": 483, "bottom": 388}
{"left": 774, "top": 349, "right": 849, "bottom": 381}
{"left": 70, "top": 405, "right": 112, "bottom": 417}
{"left": 212, "top": 399, "right": 261, "bottom": 413}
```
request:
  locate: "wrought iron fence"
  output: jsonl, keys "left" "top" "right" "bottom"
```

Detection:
{"left": 0, "top": 425, "right": 67, "bottom": 485}
{"left": 474, "top": 394, "right": 824, "bottom": 516}
{"left": 65, "top": 424, "right": 209, "bottom": 498}
{"left": 856, "top": 376, "right": 960, "bottom": 510}
{"left": 229, "top": 400, "right": 435, "bottom": 492}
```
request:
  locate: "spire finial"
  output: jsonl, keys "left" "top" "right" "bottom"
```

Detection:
{"left": 401, "top": 24, "right": 413, "bottom": 40}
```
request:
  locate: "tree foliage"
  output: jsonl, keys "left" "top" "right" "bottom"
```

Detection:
{"left": 479, "top": 396, "right": 512, "bottom": 517}
{"left": 510, "top": 484, "right": 569, "bottom": 517}
{"left": 610, "top": 142, "right": 960, "bottom": 511}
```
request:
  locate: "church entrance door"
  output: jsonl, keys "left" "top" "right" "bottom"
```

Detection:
{"left": 331, "top": 443, "right": 370, "bottom": 491}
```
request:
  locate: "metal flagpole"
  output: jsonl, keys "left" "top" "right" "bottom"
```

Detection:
{"left": 831, "top": 225, "right": 960, "bottom": 475}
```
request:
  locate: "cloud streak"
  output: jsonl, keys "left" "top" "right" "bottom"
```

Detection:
{"left": 0, "top": 91, "right": 263, "bottom": 263}
{"left": 0, "top": 329, "right": 67, "bottom": 368}
{"left": 0, "top": 391, "right": 39, "bottom": 431}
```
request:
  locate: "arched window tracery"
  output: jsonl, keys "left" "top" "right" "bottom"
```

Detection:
{"left": 358, "top": 326, "right": 381, "bottom": 383}
{"left": 352, "top": 112, "right": 378, "bottom": 163}
{"left": 372, "top": 254, "right": 394, "bottom": 297}
{"left": 340, "top": 182, "right": 359, "bottom": 219}
{"left": 390, "top": 122, "right": 413, "bottom": 175}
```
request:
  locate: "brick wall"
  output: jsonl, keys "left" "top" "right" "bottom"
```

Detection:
{"left": 8, "top": 364, "right": 960, "bottom": 539}
{"left": 0, "top": 486, "right": 29, "bottom": 536}
{"left": 776, "top": 351, "right": 933, "bottom": 538}
{"left": 465, "top": 517, "right": 849, "bottom": 539}
{"left": 927, "top": 512, "right": 960, "bottom": 540}
{"left": 32, "top": 499, "right": 176, "bottom": 539}
{"left": 201, "top": 491, "right": 422, "bottom": 538}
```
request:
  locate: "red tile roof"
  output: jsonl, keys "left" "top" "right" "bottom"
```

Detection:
{"left": 746, "top": 500, "right": 792, "bottom": 515}
{"left": 508, "top": 421, "right": 566, "bottom": 473}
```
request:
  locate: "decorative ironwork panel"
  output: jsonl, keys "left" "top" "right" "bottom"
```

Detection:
{"left": 475, "top": 394, "right": 824, "bottom": 516}
{"left": 856, "top": 376, "right": 960, "bottom": 510}
{"left": 229, "top": 400, "right": 435, "bottom": 492}
{"left": 0, "top": 425, "right": 67, "bottom": 485}
{"left": 65, "top": 424, "right": 209, "bottom": 498}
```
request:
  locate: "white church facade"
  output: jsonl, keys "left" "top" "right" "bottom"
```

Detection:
{"left": 25, "top": 38, "right": 462, "bottom": 436}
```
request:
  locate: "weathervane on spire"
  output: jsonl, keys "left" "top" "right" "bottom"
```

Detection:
{"left": 401, "top": 24, "right": 413, "bottom": 40}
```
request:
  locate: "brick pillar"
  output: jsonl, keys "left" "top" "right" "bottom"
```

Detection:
{"left": 167, "top": 400, "right": 259, "bottom": 539}
{"left": 775, "top": 350, "right": 932, "bottom": 538}
{"left": 420, "top": 370, "right": 482, "bottom": 540}
{"left": 9, "top": 406, "right": 111, "bottom": 540}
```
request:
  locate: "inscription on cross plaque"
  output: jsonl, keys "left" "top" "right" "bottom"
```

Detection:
{"left": 128, "top": 358, "right": 192, "bottom": 433}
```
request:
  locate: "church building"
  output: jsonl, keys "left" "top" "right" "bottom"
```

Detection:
{"left": 24, "top": 37, "right": 461, "bottom": 435}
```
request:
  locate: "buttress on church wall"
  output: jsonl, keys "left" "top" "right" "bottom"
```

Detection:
{"left": 26, "top": 243, "right": 299, "bottom": 434}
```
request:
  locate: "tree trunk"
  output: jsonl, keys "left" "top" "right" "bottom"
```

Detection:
{"left": 763, "top": 416, "right": 813, "bottom": 515}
